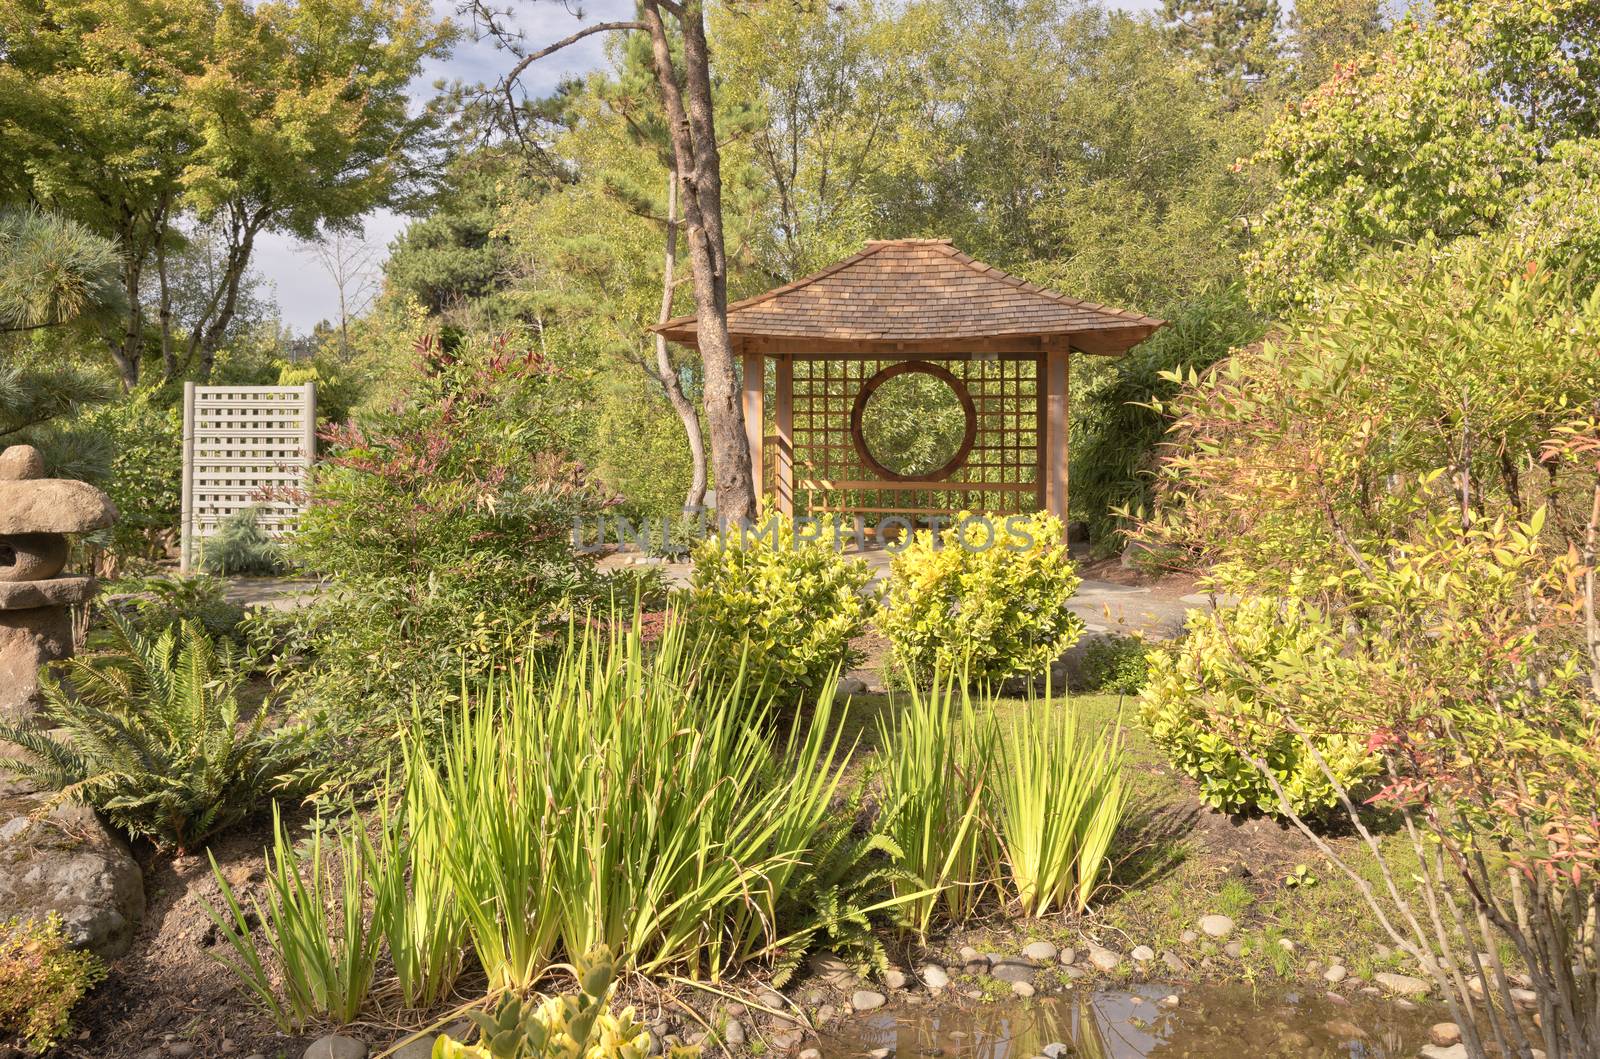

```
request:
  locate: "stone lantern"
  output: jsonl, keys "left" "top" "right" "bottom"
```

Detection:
{"left": 0, "top": 445, "right": 117, "bottom": 721}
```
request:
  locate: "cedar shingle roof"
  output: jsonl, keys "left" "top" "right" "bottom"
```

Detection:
{"left": 654, "top": 239, "right": 1164, "bottom": 355}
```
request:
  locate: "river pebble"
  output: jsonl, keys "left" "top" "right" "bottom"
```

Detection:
{"left": 1011, "top": 981, "right": 1035, "bottom": 998}
{"left": 1022, "top": 941, "right": 1059, "bottom": 963}
{"left": 1224, "top": 940, "right": 1244, "bottom": 958}
{"left": 1161, "top": 950, "right": 1187, "bottom": 974}
{"left": 920, "top": 964, "right": 950, "bottom": 989}
{"left": 1058, "top": 947, "right": 1076, "bottom": 966}
{"left": 1042, "top": 1042, "right": 1070, "bottom": 1058}
{"left": 1324, "top": 964, "right": 1348, "bottom": 983}
{"left": 303, "top": 1038, "right": 367, "bottom": 1059}
{"left": 851, "top": 990, "right": 887, "bottom": 1011}
{"left": 1179, "top": 929, "right": 1199, "bottom": 944}
{"left": 1130, "top": 945, "right": 1155, "bottom": 963}
{"left": 884, "top": 967, "right": 909, "bottom": 991}
{"left": 723, "top": 1021, "right": 745, "bottom": 1046}
{"left": 1087, "top": 946, "right": 1122, "bottom": 972}
{"left": 1420, "top": 1047, "right": 1467, "bottom": 1059}
{"left": 1199, "top": 914, "right": 1235, "bottom": 938}
{"left": 1429, "top": 1023, "right": 1462, "bottom": 1047}
{"left": 991, "top": 961, "right": 1035, "bottom": 984}
{"left": 1373, "top": 972, "right": 1430, "bottom": 998}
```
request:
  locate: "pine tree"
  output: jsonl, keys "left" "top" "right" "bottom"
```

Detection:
{"left": 0, "top": 209, "right": 123, "bottom": 476}
{"left": 1164, "top": 0, "right": 1281, "bottom": 95}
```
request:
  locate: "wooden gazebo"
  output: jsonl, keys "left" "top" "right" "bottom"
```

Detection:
{"left": 656, "top": 239, "right": 1163, "bottom": 532}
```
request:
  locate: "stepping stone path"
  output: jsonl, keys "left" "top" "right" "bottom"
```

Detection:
{"left": 1199, "top": 914, "right": 1235, "bottom": 938}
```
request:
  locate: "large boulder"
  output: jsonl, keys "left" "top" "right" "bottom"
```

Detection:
{"left": 0, "top": 781, "right": 144, "bottom": 960}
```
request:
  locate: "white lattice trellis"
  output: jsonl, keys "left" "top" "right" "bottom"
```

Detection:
{"left": 180, "top": 382, "right": 316, "bottom": 573}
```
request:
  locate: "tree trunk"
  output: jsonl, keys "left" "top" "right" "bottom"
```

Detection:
{"left": 186, "top": 206, "right": 267, "bottom": 381}
{"left": 641, "top": 0, "right": 754, "bottom": 527}
{"left": 109, "top": 248, "right": 143, "bottom": 390}
{"left": 656, "top": 173, "right": 708, "bottom": 512}
{"left": 157, "top": 235, "right": 177, "bottom": 384}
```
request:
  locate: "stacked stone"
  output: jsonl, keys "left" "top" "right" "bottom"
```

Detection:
{"left": 0, "top": 444, "right": 117, "bottom": 721}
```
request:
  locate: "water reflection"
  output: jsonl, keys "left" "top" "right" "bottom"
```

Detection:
{"left": 820, "top": 982, "right": 1433, "bottom": 1059}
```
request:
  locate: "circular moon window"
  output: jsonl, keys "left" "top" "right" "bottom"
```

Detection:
{"left": 851, "top": 362, "right": 976, "bottom": 481}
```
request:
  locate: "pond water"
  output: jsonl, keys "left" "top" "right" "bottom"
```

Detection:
{"left": 820, "top": 982, "right": 1441, "bottom": 1059}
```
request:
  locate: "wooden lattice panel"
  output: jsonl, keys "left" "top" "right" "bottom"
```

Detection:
{"left": 777, "top": 354, "right": 1041, "bottom": 521}
{"left": 180, "top": 383, "right": 316, "bottom": 572}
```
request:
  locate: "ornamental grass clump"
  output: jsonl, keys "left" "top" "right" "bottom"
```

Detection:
{"left": 409, "top": 616, "right": 853, "bottom": 986}
{"left": 875, "top": 674, "right": 1130, "bottom": 927}
{"left": 992, "top": 697, "right": 1129, "bottom": 916}
{"left": 873, "top": 675, "right": 998, "bottom": 938}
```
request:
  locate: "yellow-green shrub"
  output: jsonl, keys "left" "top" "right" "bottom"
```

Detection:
{"left": 1139, "top": 598, "right": 1379, "bottom": 817}
{"left": 680, "top": 515, "right": 877, "bottom": 700}
{"left": 0, "top": 914, "right": 105, "bottom": 1054}
{"left": 432, "top": 946, "right": 698, "bottom": 1059}
{"left": 879, "top": 512, "right": 1082, "bottom": 685}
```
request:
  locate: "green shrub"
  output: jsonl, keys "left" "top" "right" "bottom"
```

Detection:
{"left": 879, "top": 511, "right": 1083, "bottom": 685}
{"left": 680, "top": 515, "right": 877, "bottom": 702}
{"left": 278, "top": 340, "right": 603, "bottom": 793}
{"left": 1139, "top": 598, "right": 1380, "bottom": 818}
{"left": 0, "top": 914, "right": 105, "bottom": 1054}
{"left": 1078, "top": 634, "right": 1152, "bottom": 693}
{"left": 105, "top": 573, "right": 246, "bottom": 641}
{"left": 198, "top": 507, "right": 289, "bottom": 576}
{"left": 433, "top": 947, "right": 692, "bottom": 1059}
{"left": 0, "top": 614, "right": 293, "bottom": 851}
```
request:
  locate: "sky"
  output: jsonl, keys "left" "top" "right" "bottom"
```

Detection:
{"left": 258, "top": 0, "right": 1162, "bottom": 333}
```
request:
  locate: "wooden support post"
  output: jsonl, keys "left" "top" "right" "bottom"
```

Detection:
{"left": 741, "top": 353, "right": 764, "bottom": 504}
{"left": 775, "top": 354, "right": 794, "bottom": 518}
{"left": 1043, "top": 349, "right": 1070, "bottom": 540}
{"left": 179, "top": 382, "right": 196, "bottom": 574}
